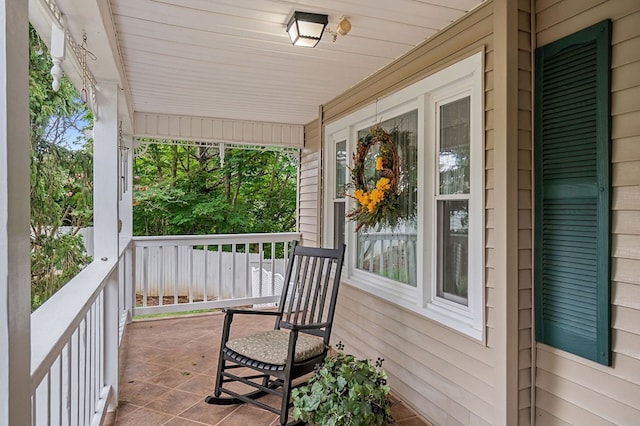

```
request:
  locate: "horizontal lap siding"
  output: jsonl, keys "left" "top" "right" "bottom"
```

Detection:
{"left": 327, "top": 3, "right": 498, "bottom": 425}
{"left": 334, "top": 286, "right": 494, "bottom": 426}
{"left": 299, "top": 119, "right": 321, "bottom": 247}
{"left": 534, "top": 1, "right": 640, "bottom": 424}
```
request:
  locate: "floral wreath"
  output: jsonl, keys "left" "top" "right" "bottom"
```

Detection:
{"left": 348, "top": 126, "right": 402, "bottom": 231}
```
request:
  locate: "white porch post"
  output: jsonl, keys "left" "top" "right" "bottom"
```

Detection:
{"left": 0, "top": 0, "right": 32, "bottom": 424}
{"left": 93, "top": 82, "right": 120, "bottom": 409}
{"left": 119, "top": 136, "right": 133, "bottom": 240}
{"left": 120, "top": 134, "right": 134, "bottom": 318}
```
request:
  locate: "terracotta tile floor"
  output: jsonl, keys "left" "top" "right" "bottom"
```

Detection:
{"left": 107, "top": 313, "right": 433, "bottom": 426}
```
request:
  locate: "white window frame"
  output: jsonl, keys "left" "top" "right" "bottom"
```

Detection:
{"left": 325, "top": 129, "right": 348, "bottom": 250}
{"left": 323, "top": 52, "right": 484, "bottom": 340}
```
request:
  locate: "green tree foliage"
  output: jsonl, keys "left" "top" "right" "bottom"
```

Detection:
{"left": 29, "top": 26, "right": 93, "bottom": 310}
{"left": 133, "top": 144, "right": 297, "bottom": 236}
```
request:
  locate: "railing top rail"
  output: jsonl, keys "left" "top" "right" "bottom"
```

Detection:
{"left": 132, "top": 232, "right": 301, "bottom": 247}
{"left": 30, "top": 259, "right": 117, "bottom": 390}
{"left": 119, "top": 235, "right": 133, "bottom": 257}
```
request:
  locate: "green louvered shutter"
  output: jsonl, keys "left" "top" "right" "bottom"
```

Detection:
{"left": 534, "top": 20, "right": 611, "bottom": 365}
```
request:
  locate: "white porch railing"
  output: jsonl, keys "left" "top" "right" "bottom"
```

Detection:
{"left": 30, "top": 256, "right": 121, "bottom": 426}
{"left": 131, "top": 232, "right": 300, "bottom": 316}
{"left": 28, "top": 232, "right": 298, "bottom": 425}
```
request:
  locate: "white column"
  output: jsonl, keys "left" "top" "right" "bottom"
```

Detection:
{"left": 0, "top": 1, "right": 32, "bottom": 424}
{"left": 120, "top": 135, "right": 134, "bottom": 241}
{"left": 94, "top": 82, "right": 120, "bottom": 261}
{"left": 119, "top": 134, "right": 134, "bottom": 319}
{"left": 93, "top": 82, "right": 120, "bottom": 409}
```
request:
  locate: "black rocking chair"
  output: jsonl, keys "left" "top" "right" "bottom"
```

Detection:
{"left": 206, "top": 241, "right": 346, "bottom": 425}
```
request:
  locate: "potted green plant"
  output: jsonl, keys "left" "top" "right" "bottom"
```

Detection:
{"left": 291, "top": 349, "right": 392, "bottom": 425}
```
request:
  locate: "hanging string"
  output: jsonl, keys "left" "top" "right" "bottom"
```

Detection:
{"left": 375, "top": 98, "right": 378, "bottom": 122}
{"left": 79, "top": 34, "right": 97, "bottom": 104}
{"left": 374, "top": 98, "right": 382, "bottom": 125}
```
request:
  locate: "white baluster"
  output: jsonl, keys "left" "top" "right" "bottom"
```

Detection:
{"left": 50, "top": 23, "right": 65, "bottom": 91}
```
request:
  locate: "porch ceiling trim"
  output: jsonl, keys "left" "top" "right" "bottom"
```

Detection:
{"left": 133, "top": 112, "right": 303, "bottom": 149}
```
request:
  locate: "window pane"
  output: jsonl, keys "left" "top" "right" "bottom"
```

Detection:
{"left": 335, "top": 140, "right": 347, "bottom": 198}
{"left": 334, "top": 201, "right": 345, "bottom": 249}
{"left": 356, "top": 110, "right": 418, "bottom": 286}
{"left": 437, "top": 200, "right": 469, "bottom": 305}
{"left": 439, "top": 97, "right": 470, "bottom": 195}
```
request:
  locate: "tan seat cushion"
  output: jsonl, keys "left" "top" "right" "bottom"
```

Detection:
{"left": 225, "top": 329, "right": 325, "bottom": 365}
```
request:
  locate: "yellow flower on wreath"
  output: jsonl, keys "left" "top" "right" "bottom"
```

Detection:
{"left": 376, "top": 177, "right": 391, "bottom": 191}
{"left": 375, "top": 157, "right": 384, "bottom": 171}
{"left": 370, "top": 188, "right": 385, "bottom": 204}
{"left": 354, "top": 179, "right": 390, "bottom": 213}
{"left": 353, "top": 189, "right": 368, "bottom": 206}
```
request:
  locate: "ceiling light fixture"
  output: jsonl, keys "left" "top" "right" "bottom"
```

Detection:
{"left": 286, "top": 11, "right": 328, "bottom": 48}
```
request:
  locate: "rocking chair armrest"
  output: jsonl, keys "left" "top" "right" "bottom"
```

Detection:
{"left": 222, "top": 308, "right": 281, "bottom": 317}
{"left": 281, "top": 322, "right": 329, "bottom": 331}
{"left": 219, "top": 308, "right": 281, "bottom": 345}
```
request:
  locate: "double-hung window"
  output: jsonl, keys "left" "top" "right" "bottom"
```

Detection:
{"left": 436, "top": 96, "right": 471, "bottom": 305}
{"left": 324, "top": 52, "right": 484, "bottom": 340}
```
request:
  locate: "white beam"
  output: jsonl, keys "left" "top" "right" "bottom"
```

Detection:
{"left": 134, "top": 112, "right": 304, "bottom": 148}
{"left": 0, "top": 0, "right": 32, "bottom": 424}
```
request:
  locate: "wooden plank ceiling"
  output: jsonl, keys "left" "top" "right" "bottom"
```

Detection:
{"left": 109, "top": 0, "right": 484, "bottom": 125}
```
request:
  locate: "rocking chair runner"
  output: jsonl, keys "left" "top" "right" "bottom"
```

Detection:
{"left": 206, "top": 241, "right": 346, "bottom": 425}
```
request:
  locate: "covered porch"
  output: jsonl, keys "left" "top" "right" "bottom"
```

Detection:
{"left": 5, "top": 0, "right": 640, "bottom": 425}
{"left": 2, "top": 0, "right": 488, "bottom": 424}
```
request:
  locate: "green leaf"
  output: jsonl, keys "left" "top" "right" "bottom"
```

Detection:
{"left": 29, "top": 25, "right": 94, "bottom": 310}
{"left": 290, "top": 351, "right": 392, "bottom": 425}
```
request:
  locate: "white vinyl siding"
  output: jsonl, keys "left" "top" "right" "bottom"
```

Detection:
{"left": 299, "top": 120, "right": 321, "bottom": 247}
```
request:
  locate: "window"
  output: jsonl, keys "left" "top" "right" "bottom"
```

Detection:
{"left": 334, "top": 140, "right": 347, "bottom": 249}
{"left": 356, "top": 111, "right": 418, "bottom": 287}
{"left": 437, "top": 97, "right": 470, "bottom": 305}
{"left": 324, "top": 52, "right": 484, "bottom": 339}
{"left": 534, "top": 20, "right": 611, "bottom": 365}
